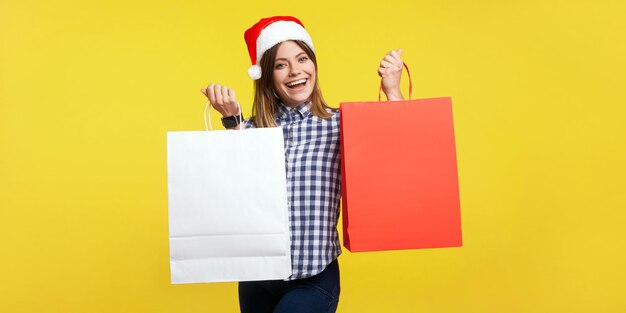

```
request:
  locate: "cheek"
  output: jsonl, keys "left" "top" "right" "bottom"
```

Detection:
{"left": 307, "top": 64, "right": 317, "bottom": 80}
{"left": 273, "top": 70, "right": 288, "bottom": 88}
{"left": 272, "top": 74, "right": 282, "bottom": 91}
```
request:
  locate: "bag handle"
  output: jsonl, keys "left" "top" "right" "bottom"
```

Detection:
{"left": 378, "top": 62, "right": 413, "bottom": 101}
{"left": 204, "top": 100, "right": 214, "bottom": 131}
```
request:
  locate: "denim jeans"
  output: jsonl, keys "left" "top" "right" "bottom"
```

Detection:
{"left": 239, "top": 259, "right": 340, "bottom": 313}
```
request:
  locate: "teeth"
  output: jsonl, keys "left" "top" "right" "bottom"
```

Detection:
{"left": 287, "top": 79, "right": 306, "bottom": 87}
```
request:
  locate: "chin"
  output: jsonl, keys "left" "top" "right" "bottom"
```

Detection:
{"left": 282, "top": 92, "right": 313, "bottom": 106}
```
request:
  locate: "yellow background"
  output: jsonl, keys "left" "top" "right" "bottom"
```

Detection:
{"left": 2, "top": 0, "right": 625, "bottom": 312}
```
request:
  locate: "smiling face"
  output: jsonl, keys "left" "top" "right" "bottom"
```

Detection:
{"left": 272, "top": 40, "right": 317, "bottom": 107}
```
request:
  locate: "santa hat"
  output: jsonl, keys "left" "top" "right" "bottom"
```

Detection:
{"left": 244, "top": 16, "right": 315, "bottom": 80}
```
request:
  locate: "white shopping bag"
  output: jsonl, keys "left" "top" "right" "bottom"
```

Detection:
{"left": 167, "top": 128, "right": 291, "bottom": 284}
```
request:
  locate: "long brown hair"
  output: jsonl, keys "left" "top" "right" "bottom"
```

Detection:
{"left": 251, "top": 40, "right": 332, "bottom": 128}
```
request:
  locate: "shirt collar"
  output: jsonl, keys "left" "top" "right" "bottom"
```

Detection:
{"left": 276, "top": 101, "right": 311, "bottom": 121}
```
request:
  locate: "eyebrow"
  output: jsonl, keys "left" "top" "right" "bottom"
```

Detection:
{"left": 275, "top": 52, "right": 307, "bottom": 62}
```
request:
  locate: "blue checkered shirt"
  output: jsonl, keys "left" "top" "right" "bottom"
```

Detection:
{"left": 244, "top": 102, "right": 342, "bottom": 280}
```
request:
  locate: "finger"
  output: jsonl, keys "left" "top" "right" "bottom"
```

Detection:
{"left": 228, "top": 88, "right": 238, "bottom": 108}
{"left": 228, "top": 88, "right": 241, "bottom": 114}
{"left": 228, "top": 88, "right": 237, "bottom": 103}
{"left": 390, "top": 49, "right": 402, "bottom": 62}
{"left": 378, "top": 67, "right": 395, "bottom": 77}
{"left": 207, "top": 84, "right": 217, "bottom": 104}
{"left": 214, "top": 84, "right": 224, "bottom": 105}
{"left": 385, "top": 55, "right": 402, "bottom": 67}
{"left": 380, "top": 60, "right": 394, "bottom": 69}
{"left": 378, "top": 69, "right": 390, "bottom": 78}
{"left": 221, "top": 85, "right": 230, "bottom": 105}
{"left": 384, "top": 54, "right": 397, "bottom": 64}
{"left": 201, "top": 87, "right": 211, "bottom": 98}
{"left": 383, "top": 60, "right": 402, "bottom": 72}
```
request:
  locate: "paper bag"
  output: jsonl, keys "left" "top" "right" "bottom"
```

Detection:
{"left": 340, "top": 64, "right": 462, "bottom": 252}
{"left": 167, "top": 128, "right": 291, "bottom": 283}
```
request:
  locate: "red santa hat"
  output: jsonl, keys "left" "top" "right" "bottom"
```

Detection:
{"left": 244, "top": 16, "right": 315, "bottom": 80}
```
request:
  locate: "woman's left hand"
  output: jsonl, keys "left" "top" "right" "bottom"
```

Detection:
{"left": 378, "top": 49, "right": 404, "bottom": 101}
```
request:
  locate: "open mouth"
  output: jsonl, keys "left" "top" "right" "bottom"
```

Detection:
{"left": 286, "top": 78, "right": 307, "bottom": 89}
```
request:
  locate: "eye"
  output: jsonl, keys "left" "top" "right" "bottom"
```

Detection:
{"left": 274, "top": 63, "right": 286, "bottom": 70}
{"left": 298, "top": 56, "right": 309, "bottom": 62}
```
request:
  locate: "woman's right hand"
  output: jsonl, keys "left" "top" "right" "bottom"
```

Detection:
{"left": 200, "top": 83, "right": 241, "bottom": 117}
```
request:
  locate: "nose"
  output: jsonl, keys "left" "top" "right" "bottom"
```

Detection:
{"left": 288, "top": 62, "right": 301, "bottom": 77}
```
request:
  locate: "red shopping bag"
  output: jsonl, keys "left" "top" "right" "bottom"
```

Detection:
{"left": 340, "top": 64, "right": 462, "bottom": 252}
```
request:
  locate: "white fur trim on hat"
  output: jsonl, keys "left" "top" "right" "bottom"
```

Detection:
{"left": 248, "top": 64, "right": 262, "bottom": 80}
{"left": 255, "top": 21, "right": 314, "bottom": 70}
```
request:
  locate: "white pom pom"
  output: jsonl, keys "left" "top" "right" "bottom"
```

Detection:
{"left": 248, "top": 65, "right": 262, "bottom": 80}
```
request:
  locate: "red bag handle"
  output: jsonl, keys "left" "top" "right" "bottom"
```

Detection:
{"left": 378, "top": 62, "right": 413, "bottom": 101}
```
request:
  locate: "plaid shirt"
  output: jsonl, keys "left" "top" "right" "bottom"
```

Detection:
{"left": 245, "top": 102, "right": 342, "bottom": 280}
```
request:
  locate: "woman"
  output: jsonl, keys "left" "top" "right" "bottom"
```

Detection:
{"left": 201, "top": 16, "right": 404, "bottom": 313}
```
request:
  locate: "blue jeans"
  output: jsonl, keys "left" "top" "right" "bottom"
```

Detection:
{"left": 239, "top": 259, "right": 340, "bottom": 313}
